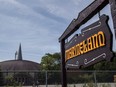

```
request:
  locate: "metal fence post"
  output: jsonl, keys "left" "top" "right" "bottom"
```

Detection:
{"left": 93, "top": 71, "right": 97, "bottom": 87}
{"left": 46, "top": 71, "right": 48, "bottom": 87}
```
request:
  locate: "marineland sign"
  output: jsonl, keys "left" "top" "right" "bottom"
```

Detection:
{"left": 65, "top": 15, "right": 114, "bottom": 69}
{"left": 59, "top": 0, "right": 116, "bottom": 87}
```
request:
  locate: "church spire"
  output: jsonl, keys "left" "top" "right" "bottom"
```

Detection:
{"left": 17, "top": 43, "right": 23, "bottom": 60}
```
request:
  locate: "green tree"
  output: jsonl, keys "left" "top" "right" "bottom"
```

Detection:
{"left": 41, "top": 53, "right": 61, "bottom": 70}
{"left": 0, "top": 67, "right": 4, "bottom": 86}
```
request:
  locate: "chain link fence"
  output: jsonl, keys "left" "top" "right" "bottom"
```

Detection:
{"left": 0, "top": 70, "right": 116, "bottom": 87}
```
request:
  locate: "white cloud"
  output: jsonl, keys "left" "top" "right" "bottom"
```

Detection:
{"left": 0, "top": 0, "right": 46, "bottom": 21}
{"left": 1, "top": 0, "right": 109, "bottom": 63}
{"left": 0, "top": 0, "right": 73, "bottom": 63}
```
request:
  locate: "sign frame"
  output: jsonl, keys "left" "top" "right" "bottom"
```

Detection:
{"left": 59, "top": 0, "right": 116, "bottom": 87}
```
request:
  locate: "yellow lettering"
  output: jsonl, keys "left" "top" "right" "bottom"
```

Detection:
{"left": 92, "top": 34, "right": 99, "bottom": 49}
{"left": 71, "top": 47, "right": 75, "bottom": 58}
{"left": 87, "top": 37, "right": 93, "bottom": 51}
{"left": 83, "top": 40, "right": 88, "bottom": 53}
{"left": 65, "top": 31, "right": 106, "bottom": 61}
{"left": 79, "top": 42, "right": 84, "bottom": 54}
{"left": 76, "top": 44, "right": 80, "bottom": 56}
{"left": 98, "top": 31, "right": 105, "bottom": 46}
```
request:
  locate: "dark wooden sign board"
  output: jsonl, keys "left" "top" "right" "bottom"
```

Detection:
{"left": 65, "top": 15, "right": 113, "bottom": 69}
{"left": 59, "top": 0, "right": 116, "bottom": 87}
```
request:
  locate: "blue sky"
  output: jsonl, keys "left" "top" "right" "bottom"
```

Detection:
{"left": 0, "top": 0, "right": 115, "bottom": 63}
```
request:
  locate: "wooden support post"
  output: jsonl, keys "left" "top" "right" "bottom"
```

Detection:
{"left": 61, "top": 39, "right": 67, "bottom": 87}
{"left": 109, "top": 0, "right": 116, "bottom": 38}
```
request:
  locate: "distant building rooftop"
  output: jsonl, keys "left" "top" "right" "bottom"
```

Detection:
{"left": 0, "top": 44, "right": 40, "bottom": 71}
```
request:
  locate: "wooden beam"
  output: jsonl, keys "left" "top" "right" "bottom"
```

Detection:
{"left": 109, "top": 0, "right": 116, "bottom": 38}
{"left": 59, "top": 0, "right": 109, "bottom": 42}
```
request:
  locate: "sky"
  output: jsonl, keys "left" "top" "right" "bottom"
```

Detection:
{"left": 0, "top": 0, "right": 115, "bottom": 63}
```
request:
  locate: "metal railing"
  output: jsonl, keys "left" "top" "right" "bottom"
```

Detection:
{"left": 0, "top": 70, "right": 116, "bottom": 86}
